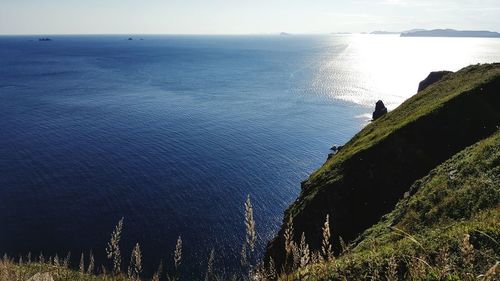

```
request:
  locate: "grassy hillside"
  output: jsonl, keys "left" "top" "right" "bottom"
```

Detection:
{"left": 288, "top": 130, "right": 499, "bottom": 280}
{"left": 266, "top": 63, "right": 500, "bottom": 270}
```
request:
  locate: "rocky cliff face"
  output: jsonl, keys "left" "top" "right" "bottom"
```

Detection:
{"left": 265, "top": 64, "right": 500, "bottom": 271}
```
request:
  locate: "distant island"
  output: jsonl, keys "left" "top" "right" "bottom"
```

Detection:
{"left": 401, "top": 29, "right": 500, "bottom": 38}
{"left": 279, "top": 32, "right": 291, "bottom": 36}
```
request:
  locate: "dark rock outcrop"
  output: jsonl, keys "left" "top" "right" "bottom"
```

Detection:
{"left": 372, "top": 100, "right": 387, "bottom": 120}
{"left": 418, "top": 71, "right": 452, "bottom": 92}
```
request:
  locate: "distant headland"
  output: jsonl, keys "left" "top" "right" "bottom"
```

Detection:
{"left": 401, "top": 29, "right": 500, "bottom": 38}
{"left": 368, "top": 28, "right": 500, "bottom": 38}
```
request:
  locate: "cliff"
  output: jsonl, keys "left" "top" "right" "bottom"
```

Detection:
{"left": 266, "top": 63, "right": 500, "bottom": 271}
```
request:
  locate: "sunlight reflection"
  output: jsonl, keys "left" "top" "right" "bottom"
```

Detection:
{"left": 314, "top": 35, "right": 500, "bottom": 109}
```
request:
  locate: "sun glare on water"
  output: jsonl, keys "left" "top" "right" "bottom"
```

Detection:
{"left": 314, "top": 35, "right": 500, "bottom": 110}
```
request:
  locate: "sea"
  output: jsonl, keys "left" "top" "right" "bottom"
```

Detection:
{"left": 1, "top": 34, "right": 499, "bottom": 277}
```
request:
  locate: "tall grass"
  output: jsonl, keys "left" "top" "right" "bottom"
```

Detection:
{"left": 1, "top": 195, "right": 498, "bottom": 281}
{"left": 106, "top": 217, "right": 124, "bottom": 274}
{"left": 128, "top": 243, "right": 142, "bottom": 280}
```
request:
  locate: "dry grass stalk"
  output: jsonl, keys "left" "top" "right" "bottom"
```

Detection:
{"left": 152, "top": 273, "right": 161, "bottom": 281}
{"left": 267, "top": 257, "right": 277, "bottom": 280}
{"left": 79, "top": 253, "right": 85, "bottom": 274}
{"left": 291, "top": 242, "right": 300, "bottom": 270}
{"left": 460, "top": 233, "right": 475, "bottom": 271}
{"left": 284, "top": 217, "right": 293, "bottom": 253}
{"left": 283, "top": 216, "right": 294, "bottom": 268}
{"left": 245, "top": 195, "right": 257, "bottom": 253}
{"left": 152, "top": 261, "right": 163, "bottom": 281}
{"left": 54, "top": 254, "right": 60, "bottom": 266}
{"left": 339, "top": 236, "right": 348, "bottom": 254}
{"left": 369, "top": 261, "right": 380, "bottom": 281}
{"left": 481, "top": 261, "right": 499, "bottom": 281}
{"left": 386, "top": 255, "right": 398, "bottom": 281}
{"left": 174, "top": 235, "right": 182, "bottom": 270}
{"left": 408, "top": 255, "right": 429, "bottom": 279}
{"left": 436, "top": 246, "right": 452, "bottom": 277}
{"left": 321, "top": 214, "right": 333, "bottom": 261}
{"left": 240, "top": 243, "right": 248, "bottom": 267}
{"left": 205, "top": 249, "right": 215, "bottom": 281}
{"left": 299, "top": 232, "right": 310, "bottom": 268}
{"left": 87, "top": 250, "right": 95, "bottom": 274}
{"left": 128, "top": 242, "right": 142, "bottom": 280}
{"left": 251, "top": 262, "right": 267, "bottom": 281}
{"left": 63, "top": 252, "right": 70, "bottom": 268}
{"left": 106, "top": 217, "right": 124, "bottom": 274}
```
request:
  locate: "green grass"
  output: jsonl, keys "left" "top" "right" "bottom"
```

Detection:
{"left": 287, "top": 131, "right": 500, "bottom": 280}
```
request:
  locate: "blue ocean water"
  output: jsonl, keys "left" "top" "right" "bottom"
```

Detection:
{"left": 1, "top": 34, "right": 499, "bottom": 276}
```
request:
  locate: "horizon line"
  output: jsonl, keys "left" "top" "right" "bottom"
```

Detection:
{"left": 0, "top": 32, "right": 348, "bottom": 36}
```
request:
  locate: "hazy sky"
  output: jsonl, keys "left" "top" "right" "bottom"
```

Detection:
{"left": 1, "top": 0, "right": 499, "bottom": 35}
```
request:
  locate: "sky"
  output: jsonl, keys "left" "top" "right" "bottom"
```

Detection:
{"left": 1, "top": 0, "right": 500, "bottom": 35}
